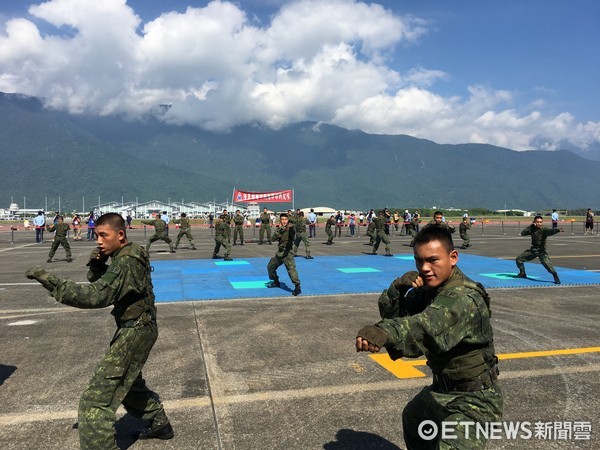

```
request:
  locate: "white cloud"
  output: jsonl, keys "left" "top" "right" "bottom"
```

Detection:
{"left": 0, "top": 0, "right": 598, "bottom": 151}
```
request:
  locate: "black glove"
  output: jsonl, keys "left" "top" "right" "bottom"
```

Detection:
{"left": 87, "top": 247, "right": 108, "bottom": 271}
{"left": 356, "top": 325, "right": 389, "bottom": 348}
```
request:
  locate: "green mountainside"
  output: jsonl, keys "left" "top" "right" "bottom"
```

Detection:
{"left": 2, "top": 92, "right": 599, "bottom": 211}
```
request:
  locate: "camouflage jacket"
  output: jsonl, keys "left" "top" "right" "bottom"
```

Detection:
{"left": 142, "top": 218, "right": 167, "bottom": 234}
{"left": 273, "top": 224, "right": 296, "bottom": 257}
{"left": 376, "top": 266, "right": 496, "bottom": 380}
{"left": 215, "top": 220, "right": 231, "bottom": 239}
{"left": 260, "top": 212, "right": 271, "bottom": 224}
{"left": 41, "top": 242, "right": 156, "bottom": 323}
{"left": 233, "top": 214, "right": 245, "bottom": 226}
{"left": 459, "top": 221, "right": 471, "bottom": 233}
{"left": 294, "top": 217, "right": 309, "bottom": 234}
{"left": 373, "top": 216, "right": 386, "bottom": 233}
{"left": 46, "top": 222, "right": 70, "bottom": 238}
{"left": 172, "top": 217, "right": 191, "bottom": 229}
{"left": 325, "top": 218, "right": 336, "bottom": 230}
{"left": 521, "top": 224, "right": 560, "bottom": 251}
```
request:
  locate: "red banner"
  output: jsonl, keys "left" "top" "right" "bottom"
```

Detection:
{"left": 233, "top": 189, "right": 293, "bottom": 203}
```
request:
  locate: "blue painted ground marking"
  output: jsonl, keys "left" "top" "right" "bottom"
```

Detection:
{"left": 151, "top": 254, "right": 600, "bottom": 302}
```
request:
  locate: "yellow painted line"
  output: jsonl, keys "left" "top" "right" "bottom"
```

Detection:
{"left": 370, "top": 346, "right": 600, "bottom": 379}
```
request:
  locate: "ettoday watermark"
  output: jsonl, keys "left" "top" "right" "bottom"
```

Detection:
{"left": 417, "top": 420, "right": 592, "bottom": 441}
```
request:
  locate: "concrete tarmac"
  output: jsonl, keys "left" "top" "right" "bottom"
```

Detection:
{"left": 0, "top": 222, "right": 598, "bottom": 449}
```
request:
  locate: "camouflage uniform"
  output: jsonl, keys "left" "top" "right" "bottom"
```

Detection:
{"left": 459, "top": 219, "right": 472, "bottom": 248}
{"left": 376, "top": 267, "right": 503, "bottom": 449}
{"left": 173, "top": 216, "right": 196, "bottom": 249}
{"left": 292, "top": 216, "right": 311, "bottom": 258}
{"left": 516, "top": 224, "right": 561, "bottom": 279}
{"left": 325, "top": 217, "right": 336, "bottom": 245}
{"left": 259, "top": 211, "right": 272, "bottom": 244}
{"left": 372, "top": 213, "right": 392, "bottom": 256}
{"left": 407, "top": 216, "right": 420, "bottom": 240}
{"left": 366, "top": 221, "right": 376, "bottom": 246}
{"left": 213, "top": 218, "right": 232, "bottom": 260}
{"left": 232, "top": 213, "right": 245, "bottom": 245}
{"left": 142, "top": 218, "right": 175, "bottom": 252}
{"left": 46, "top": 222, "right": 72, "bottom": 261}
{"left": 267, "top": 223, "right": 300, "bottom": 286}
{"left": 34, "top": 243, "right": 170, "bottom": 449}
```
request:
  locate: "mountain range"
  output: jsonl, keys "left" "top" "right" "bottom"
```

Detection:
{"left": 2, "top": 91, "right": 599, "bottom": 212}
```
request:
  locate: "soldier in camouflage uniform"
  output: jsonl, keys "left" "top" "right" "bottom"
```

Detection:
{"left": 365, "top": 220, "right": 376, "bottom": 246}
{"left": 410, "top": 211, "right": 455, "bottom": 247}
{"left": 356, "top": 226, "right": 503, "bottom": 449}
{"left": 232, "top": 210, "right": 245, "bottom": 245}
{"left": 46, "top": 216, "right": 72, "bottom": 262}
{"left": 142, "top": 215, "right": 175, "bottom": 253}
{"left": 213, "top": 214, "right": 233, "bottom": 260}
{"left": 459, "top": 215, "right": 471, "bottom": 249}
{"left": 267, "top": 213, "right": 301, "bottom": 296}
{"left": 172, "top": 212, "right": 196, "bottom": 250}
{"left": 26, "top": 213, "right": 173, "bottom": 449}
{"left": 325, "top": 215, "right": 336, "bottom": 245}
{"left": 407, "top": 213, "right": 420, "bottom": 242}
{"left": 292, "top": 211, "right": 313, "bottom": 259}
{"left": 516, "top": 215, "right": 563, "bottom": 284}
{"left": 372, "top": 210, "right": 393, "bottom": 256}
{"left": 258, "top": 207, "right": 272, "bottom": 244}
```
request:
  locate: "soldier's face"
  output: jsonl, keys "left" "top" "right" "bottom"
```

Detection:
{"left": 434, "top": 215, "right": 443, "bottom": 224}
{"left": 413, "top": 240, "right": 458, "bottom": 289}
{"left": 96, "top": 224, "right": 126, "bottom": 257}
{"left": 533, "top": 219, "right": 543, "bottom": 228}
{"left": 280, "top": 216, "right": 289, "bottom": 227}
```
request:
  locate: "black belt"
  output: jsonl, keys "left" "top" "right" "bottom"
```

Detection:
{"left": 433, "top": 365, "right": 499, "bottom": 393}
{"left": 118, "top": 311, "right": 154, "bottom": 328}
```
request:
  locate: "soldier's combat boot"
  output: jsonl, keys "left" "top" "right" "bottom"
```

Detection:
{"left": 306, "top": 254, "right": 314, "bottom": 259}
{"left": 66, "top": 257, "right": 73, "bottom": 263}
{"left": 138, "top": 422, "right": 174, "bottom": 440}
{"left": 224, "top": 256, "right": 233, "bottom": 261}
{"left": 267, "top": 280, "right": 280, "bottom": 288}
{"left": 292, "top": 284, "right": 301, "bottom": 296}
{"left": 553, "top": 273, "right": 561, "bottom": 284}
{"left": 384, "top": 252, "right": 393, "bottom": 257}
{"left": 212, "top": 254, "right": 219, "bottom": 259}
{"left": 516, "top": 270, "right": 527, "bottom": 279}
{"left": 191, "top": 246, "right": 197, "bottom": 250}
{"left": 47, "top": 258, "right": 53, "bottom": 263}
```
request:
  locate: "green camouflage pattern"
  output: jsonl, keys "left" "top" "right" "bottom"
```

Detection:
{"left": 516, "top": 224, "right": 561, "bottom": 275}
{"left": 374, "top": 267, "right": 502, "bottom": 449}
{"left": 214, "top": 219, "right": 231, "bottom": 257}
{"left": 366, "top": 221, "right": 376, "bottom": 245}
{"left": 39, "top": 242, "right": 168, "bottom": 449}
{"left": 259, "top": 212, "right": 272, "bottom": 243}
{"left": 460, "top": 220, "right": 472, "bottom": 247}
{"left": 293, "top": 217, "right": 311, "bottom": 256}
{"left": 325, "top": 218, "right": 336, "bottom": 244}
{"left": 267, "top": 224, "right": 300, "bottom": 285}
{"left": 426, "top": 219, "right": 456, "bottom": 233}
{"left": 142, "top": 218, "right": 174, "bottom": 251}
{"left": 373, "top": 215, "right": 391, "bottom": 254}
{"left": 233, "top": 213, "right": 245, "bottom": 244}
{"left": 172, "top": 217, "right": 196, "bottom": 249}
{"left": 47, "top": 223, "right": 72, "bottom": 259}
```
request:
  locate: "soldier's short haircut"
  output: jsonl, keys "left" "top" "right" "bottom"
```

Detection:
{"left": 280, "top": 213, "right": 289, "bottom": 218}
{"left": 181, "top": 212, "right": 187, "bottom": 217}
{"left": 434, "top": 211, "right": 443, "bottom": 217}
{"left": 534, "top": 215, "right": 543, "bottom": 221}
{"left": 96, "top": 213, "right": 126, "bottom": 232}
{"left": 413, "top": 225, "right": 454, "bottom": 252}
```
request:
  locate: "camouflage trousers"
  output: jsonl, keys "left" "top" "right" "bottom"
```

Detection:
{"left": 460, "top": 232, "right": 470, "bottom": 247}
{"left": 233, "top": 225, "right": 244, "bottom": 244}
{"left": 293, "top": 231, "right": 310, "bottom": 256}
{"left": 366, "top": 230, "right": 375, "bottom": 245}
{"left": 48, "top": 237, "right": 71, "bottom": 259}
{"left": 516, "top": 248, "right": 557, "bottom": 275}
{"left": 175, "top": 228, "right": 195, "bottom": 249}
{"left": 146, "top": 233, "right": 174, "bottom": 251}
{"left": 259, "top": 224, "right": 272, "bottom": 243}
{"left": 373, "top": 231, "right": 391, "bottom": 254}
{"left": 325, "top": 228, "right": 334, "bottom": 244}
{"left": 402, "top": 383, "right": 503, "bottom": 449}
{"left": 213, "top": 236, "right": 231, "bottom": 258}
{"left": 267, "top": 253, "right": 300, "bottom": 285}
{"left": 78, "top": 320, "right": 169, "bottom": 450}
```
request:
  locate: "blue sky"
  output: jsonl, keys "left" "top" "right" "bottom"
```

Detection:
{"left": 1, "top": 0, "right": 598, "bottom": 153}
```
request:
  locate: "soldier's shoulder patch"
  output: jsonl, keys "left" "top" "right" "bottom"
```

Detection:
{"left": 103, "top": 265, "right": 122, "bottom": 284}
